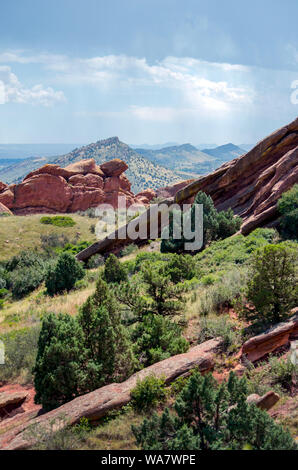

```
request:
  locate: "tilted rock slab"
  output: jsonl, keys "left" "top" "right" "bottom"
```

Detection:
{"left": 76, "top": 118, "right": 298, "bottom": 261}
{"left": 174, "top": 117, "right": 298, "bottom": 234}
{"left": 0, "top": 338, "right": 222, "bottom": 450}
{"left": 241, "top": 312, "right": 298, "bottom": 363}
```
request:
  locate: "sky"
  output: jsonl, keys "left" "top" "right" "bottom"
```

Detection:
{"left": 0, "top": 0, "right": 297, "bottom": 146}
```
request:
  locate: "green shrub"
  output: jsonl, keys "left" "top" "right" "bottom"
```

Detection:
{"left": 132, "top": 370, "right": 296, "bottom": 450}
{"left": 45, "top": 252, "right": 85, "bottom": 296}
{"left": 243, "top": 243, "right": 298, "bottom": 326}
{"left": 198, "top": 316, "right": 242, "bottom": 352}
{"left": 40, "top": 215, "right": 76, "bottom": 227}
{"left": 131, "top": 375, "right": 167, "bottom": 411}
{"left": 5, "top": 251, "right": 50, "bottom": 299}
{"left": 86, "top": 254, "right": 104, "bottom": 269}
{"left": 104, "top": 254, "right": 127, "bottom": 284}
{"left": 0, "top": 326, "right": 40, "bottom": 384}
{"left": 133, "top": 314, "right": 189, "bottom": 366}
{"left": 245, "top": 356, "right": 297, "bottom": 396}
{"left": 120, "top": 244, "right": 138, "bottom": 257}
{"left": 278, "top": 185, "right": 298, "bottom": 240}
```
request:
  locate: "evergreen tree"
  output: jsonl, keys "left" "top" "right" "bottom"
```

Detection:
{"left": 78, "top": 277, "right": 135, "bottom": 386}
{"left": 244, "top": 243, "right": 298, "bottom": 325}
{"left": 141, "top": 261, "right": 185, "bottom": 317}
{"left": 104, "top": 253, "right": 128, "bottom": 284}
{"left": 161, "top": 191, "right": 241, "bottom": 253}
{"left": 34, "top": 313, "right": 87, "bottom": 411}
{"left": 45, "top": 252, "right": 84, "bottom": 296}
{"left": 133, "top": 370, "right": 296, "bottom": 450}
{"left": 278, "top": 184, "right": 298, "bottom": 240}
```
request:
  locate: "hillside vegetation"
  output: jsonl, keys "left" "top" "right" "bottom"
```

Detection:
{"left": 0, "top": 187, "right": 297, "bottom": 450}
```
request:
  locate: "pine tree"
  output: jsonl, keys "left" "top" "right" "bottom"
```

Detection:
{"left": 133, "top": 370, "right": 296, "bottom": 450}
{"left": 244, "top": 243, "right": 298, "bottom": 325}
{"left": 34, "top": 313, "right": 87, "bottom": 411}
{"left": 103, "top": 253, "right": 127, "bottom": 284}
{"left": 78, "top": 277, "right": 136, "bottom": 386}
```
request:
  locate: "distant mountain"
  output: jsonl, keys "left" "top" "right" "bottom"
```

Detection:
{"left": 130, "top": 142, "right": 179, "bottom": 150}
{"left": 202, "top": 143, "right": 245, "bottom": 161}
{"left": 0, "top": 158, "right": 26, "bottom": 171}
{"left": 135, "top": 143, "right": 215, "bottom": 178}
{"left": 0, "top": 138, "right": 182, "bottom": 193}
{"left": 0, "top": 143, "right": 83, "bottom": 159}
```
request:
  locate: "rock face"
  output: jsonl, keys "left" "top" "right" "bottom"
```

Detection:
{"left": 241, "top": 312, "right": 298, "bottom": 363}
{"left": 0, "top": 158, "right": 141, "bottom": 214}
{"left": 0, "top": 338, "right": 222, "bottom": 450}
{"left": 174, "top": 117, "right": 298, "bottom": 234}
{"left": 76, "top": 118, "right": 298, "bottom": 261}
{"left": 0, "top": 202, "right": 12, "bottom": 215}
{"left": 0, "top": 392, "right": 28, "bottom": 419}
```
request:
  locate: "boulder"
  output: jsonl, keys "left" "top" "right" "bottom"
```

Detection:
{"left": 0, "top": 188, "right": 14, "bottom": 208}
{"left": 13, "top": 174, "right": 73, "bottom": 213}
{"left": 241, "top": 312, "right": 298, "bottom": 363}
{"left": 135, "top": 188, "right": 156, "bottom": 203}
{"left": 0, "top": 181, "right": 7, "bottom": 192}
{"left": 69, "top": 187, "right": 105, "bottom": 212}
{"left": 69, "top": 173, "right": 104, "bottom": 189}
{"left": 100, "top": 159, "right": 128, "bottom": 177}
{"left": 0, "top": 392, "right": 28, "bottom": 418}
{"left": 65, "top": 158, "right": 103, "bottom": 176}
{"left": 23, "top": 164, "right": 76, "bottom": 181}
{"left": 247, "top": 391, "right": 280, "bottom": 411}
{"left": 0, "top": 338, "right": 222, "bottom": 450}
{"left": 0, "top": 202, "right": 12, "bottom": 215}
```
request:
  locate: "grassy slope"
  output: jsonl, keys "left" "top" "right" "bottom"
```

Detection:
{"left": 0, "top": 214, "right": 97, "bottom": 261}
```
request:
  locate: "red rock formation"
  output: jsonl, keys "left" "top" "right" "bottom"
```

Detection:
{"left": 65, "top": 158, "right": 104, "bottom": 176}
{"left": 14, "top": 174, "right": 73, "bottom": 213}
{"left": 241, "top": 311, "right": 298, "bottom": 363}
{"left": 0, "top": 158, "right": 140, "bottom": 214}
{"left": 135, "top": 188, "right": 157, "bottom": 204}
{"left": 0, "top": 202, "right": 12, "bottom": 215}
{"left": 0, "top": 182, "right": 7, "bottom": 192}
{"left": 174, "top": 117, "right": 298, "bottom": 234}
{"left": 0, "top": 338, "right": 222, "bottom": 450}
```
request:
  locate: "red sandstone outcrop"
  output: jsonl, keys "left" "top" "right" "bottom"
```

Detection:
{"left": 135, "top": 188, "right": 157, "bottom": 204}
{"left": 100, "top": 159, "right": 128, "bottom": 177}
{"left": 0, "top": 158, "right": 140, "bottom": 214}
{"left": 0, "top": 338, "right": 222, "bottom": 450}
{"left": 241, "top": 311, "right": 298, "bottom": 363}
{"left": 0, "top": 181, "right": 7, "bottom": 192}
{"left": 0, "top": 202, "right": 12, "bottom": 215}
{"left": 174, "top": 117, "right": 298, "bottom": 234}
{"left": 0, "top": 392, "right": 28, "bottom": 419}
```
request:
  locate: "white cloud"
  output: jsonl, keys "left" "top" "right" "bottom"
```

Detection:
{"left": 0, "top": 51, "right": 256, "bottom": 113}
{"left": 0, "top": 65, "right": 65, "bottom": 106}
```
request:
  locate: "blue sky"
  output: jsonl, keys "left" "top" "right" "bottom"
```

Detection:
{"left": 0, "top": 0, "right": 297, "bottom": 145}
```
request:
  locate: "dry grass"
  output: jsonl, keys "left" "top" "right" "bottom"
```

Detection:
{"left": 0, "top": 281, "right": 97, "bottom": 332}
{"left": 81, "top": 411, "right": 143, "bottom": 450}
{"left": 0, "top": 213, "right": 97, "bottom": 261}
